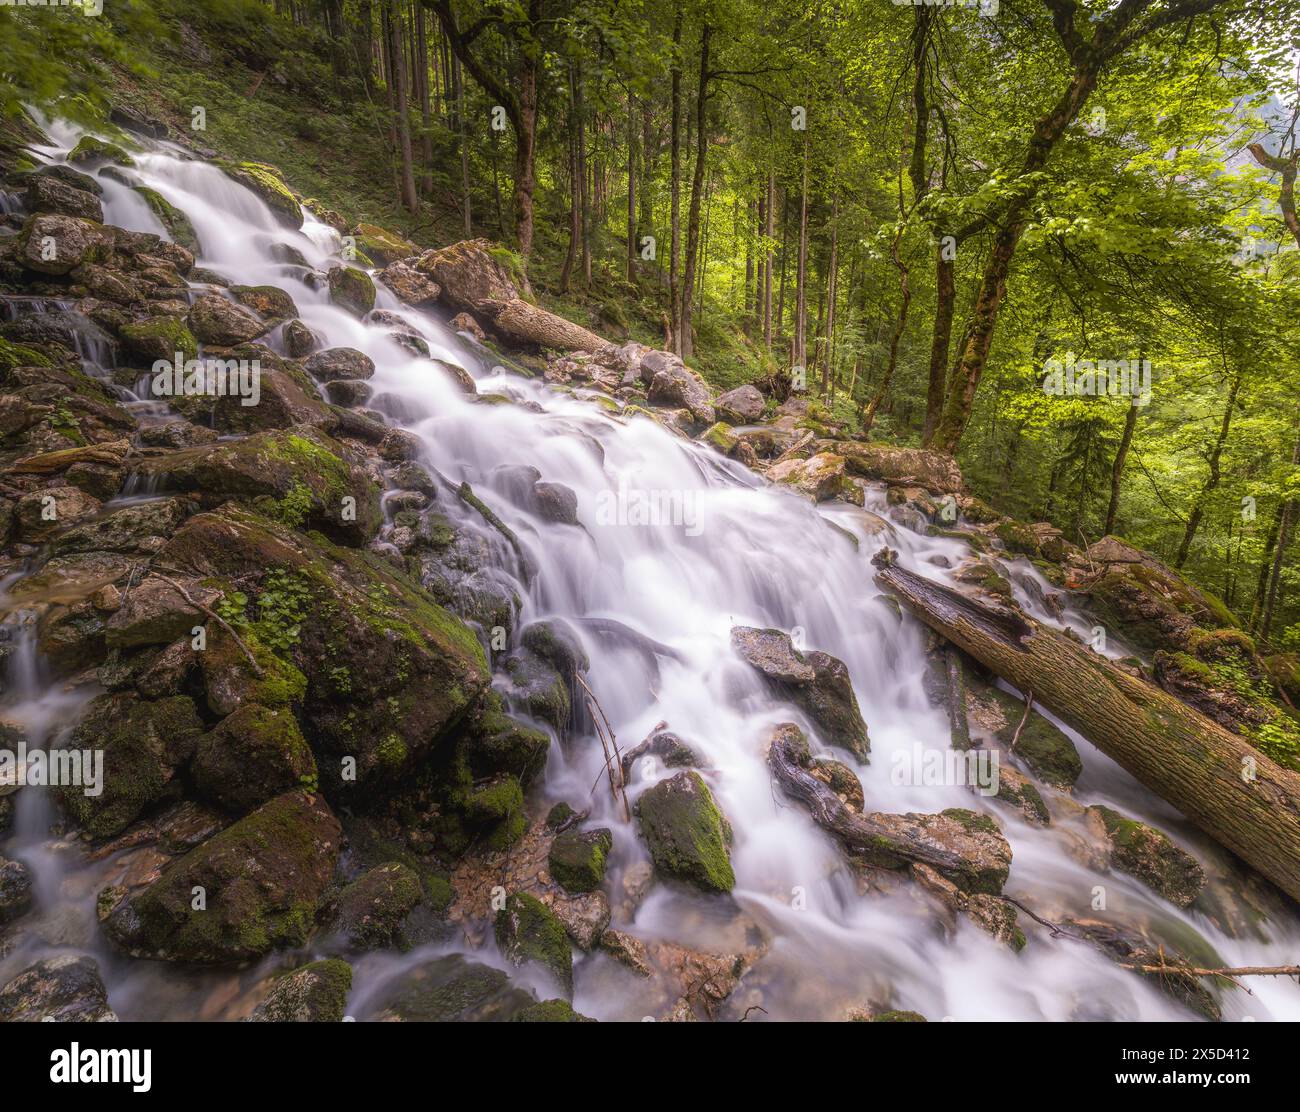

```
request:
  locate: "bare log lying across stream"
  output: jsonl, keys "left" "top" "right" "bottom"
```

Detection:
{"left": 767, "top": 723, "right": 1012, "bottom": 895}
{"left": 871, "top": 550, "right": 1300, "bottom": 903}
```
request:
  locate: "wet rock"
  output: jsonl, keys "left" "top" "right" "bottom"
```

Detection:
{"left": 646, "top": 360, "right": 715, "bottom": 425}
{"left": 520, "top": 617, "right": 588, "bottom": 683}
{"left": 187, "top": 292, "right": 270, "bottom": 345}
{"left": 600, "top": 928, "right": 654, "bottom": 976}
{"left": 378, "top": 427, "right": 421, "bottom": 461}
{"left": 57, "top": 692, "right": 205, "bottom": 839}
{"left": 621, "top": 728, "right": 700, "bottom": 782}
{"left": 450, "top": 311, "right": 486, "bottom": 341}
{"left": 193, "top": 704, "right": 318, "bottom": 815}
{"left": 548, "top": 827, "right": 613, "bottom": 894}
{"left": 992, "top": 765, "right": 1050, "bottom": 826}
{"left": 379, "top": 260, "right": 440, "bottom": 306}
{"left": 51, "top": 495, "right": 188, "bottom": 556}
{"left": 501, "top": 647, "right": 570, "bottom": 733}
{"left": 495, "top": 892, "right": 573, "bottom": 995}
{"left": 0, "top": 956, "right": 117, "bottom": 1022}
{"left": 16, "top": 212, "right": 115, "bottom": 275}
{"left": 1085, "top": 805, "right": 1206, "bottom": 908}
{"left": 416, "top": 237, "right": 531, "bottom": 309}
{"left": 512, "top": 999, "right": 595, "bottom": 1022}
{"left": 912, "top": 862, "right": 1023, "bottom": 949}
{"left": 1075, "top": 535, "right": 1236, "bottom": 654}
{"left": 98, "top": 790, "right": 341, "bottom": 963}
{"left": 460, "top": 691, "right": 551, "bottom": 788}
{"left": 304, "top": 346, "right": 375, "bottom": 381}
{"left": 284, "top": 318, "right": 319, "bottom": 358}
{"left": 372, "top": 954, "right": 532, "bottom": 1021}
{"left": 334, "top": 862, "right": 424, "bottom": 949}
{"left": 731, "top": 626, "right": 870, "bottom": 759}
{"left": 715, "top": 384, "right": 766, "bottom": 423}
{"left": 161, "top": 504, "right": 488, "bottom": 797}
{"left": 533, "top": 480, "right": 579, "bottom": 525}
{"left": 216, "top": 160, "right": 302, "bottom": 228}
{"left": 768, "top": 452, "right": 849, "bottom": 502}
{"left": 119, "top": 314, "right": 198, "bottom": 362}
{"left": 230, "top": 284, "right": 298, "bottom": 321}
{"left": 131, "top": 425, "right": 382, "bottom": 545}
{"left": 636, "top": 770, "right": 735, "bottom": 893}
{"left": 324, "top": 379, "right": 373, "bottom": 407}
{"left": 1064, "top": 918, "right": 1219, "bottom": 1020}
{"left": 963, "top": 672, "right": 1080, "bottom": 790}
{"left": 248, "top": 958, "right": 352, "bottom": 1022}
{"left": 546, "top": 888, "right": 610, "bottom": 950}
{"left": 104, "top": 577, "right": 217, "bottom": 649}
{"left": 834, "top": 441, "right": 964, "bottom": 494}
{"left": 133, "top": 187, "right": 199, "bottom": 253}
{"left": 13, "top": 484, "right": 102, "bottom": 542}
{"left": 0, "top": 854, "right": 33, "bottom": 923}
{"left": 25, "top": 173, "right": 104, "bottom": 222}
{"left": 327, "top": 265, "right": 376, "bottom": 316}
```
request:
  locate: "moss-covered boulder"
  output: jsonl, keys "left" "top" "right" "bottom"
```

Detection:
{"left": 1076, "top": 536, "right": 1237, "bottom": 655}
{"left": 68, "top": 135, "right": 135, "bottom": 166}
{"left": 119, "top": 314, "right": 198, "bottom": 363}
{"left": 57, "top": 692, "right": 204, "bottom": 839}
{"left": 334, "top": 862, "right": 424, "bottom": 949}
{"left": 512, "top": 999, "right": 595, "bottom": 1022}
{"left": 352, "top": 223, "right": 417, "bottom": 267}
{"left": 495, "top": 892, "right": 573, "bottom": 996}
{"left": 159, "top": 504, "right": 489, "bottom": 798}
{"left": 768, "top": 452, "right": 851, "bottom": 502}
{"left": 548, "top": 827, "right": 613, "bottom": 894}
{"left": 193, "top": 703, "right": 318, "bottom": 815}
{"left": 415, "top": 237, "right": 532, "bottom": 309}
{"left": 458, "top": 690, "right": 551, "bottom": 788}
{"left": 229, "top": 284, "right": 297, "bottom": 321}
{"left": 133, "top": 186, "right": 199, "bottom": 252}
{"left": 1086, "top": 806, "right": 1206, "bottom": 908}
{"left": 327, "top": 265, "right": 376, "bottom": 316}
{"left": 0, "top": 956, "right": 117, "bottom": 1023}
{"left": 131, "top": 425, "right": 381, "bottom": 545}
{"left": 187, "top": 292, "right": 270, "bottom": 345}
{"left": 216, "top": 160, "right": 302, "bottom": 229}
{"left": 98, "top": 790, "right": 340, "bottom": 963}
{"left": 16, "top": 212, "right": 114, "bottom": 275}
{"left": 967, "top": 679, "right": 1082, "bottom": 790}
{"left": 371, "top": 955, "right": 533, "bottom": 1021}
{"left": 636, "top": 770, "right": 735, "bottom": 893}
{"left": 834, "top": 441, "right": 964, "bottom": 494}
{"left": 248, "top": 958, "right": 352, "bottom": 1022}
{"left": 731, "top": 626, "right": 869, "bottom": 759}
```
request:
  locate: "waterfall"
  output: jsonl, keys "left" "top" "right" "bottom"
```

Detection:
{"left": 3, "top": 116, "right": 1297, "bottom": 1021}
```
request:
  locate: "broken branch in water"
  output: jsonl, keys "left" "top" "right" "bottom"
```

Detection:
{"left": 577, "top": 673, "right": 631, "bottom": 821}
{"left": 1008, "top": 691, "right": 1034, "bottom": 753}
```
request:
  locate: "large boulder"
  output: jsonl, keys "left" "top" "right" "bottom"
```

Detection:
{"left": 0, "top": 956, "right": 117, "bottom": 1022}
{"left": 379, "top": 260, "right": 440, "bottom": 306}
{"left": 57, "top": 692, "right": 205, "bottom": 840}
{"left": 16, "top": 213, "right": 114, "bottom": 275}
{"left": 98, "top": 790, "right": 341, "bottom": 963}
{"left": 1085, "top": 805, "right": 1206, "bottom": 908}
{"left": 731, "top": 626, "right": 870, "bottom": 759}
{"left": 768, "top": 452, "right": 852, "bottom": 502}
{"left": 495, "top": 892, "right": 573, "bottom": 995}
{"left": 192, "top": 703, "right": 318, "bottom": 815}
{"left": 352, "top": 223, "right": 417, "bottom": 266}
{"left": 715, "top": 383, "right": 766, "bottom": 423}
{"left": 158, "top": 504, "right": 489, "bottom": 797}
{"left": 187, "top": 292, "right": 270, "bottom": 345}
{"left": 333, "top": 862, "right": 424, "bottom": 949}
{"left": 216, "top": 160, "right": 302, "bottom": 228}
{"left": 304, "top": 347, "right": 375, "bottom": 382}
{"left": 834, "top": 442, "right": 964, "bottom": 494}
{"left": 248, "top": 958, "right": 352, "bottom": 1022}
{"left": 548, "top": 827, "right": 613, "bottom": 894}
{"left": 130, "top": 425, "right": 381, "bottom": 546}
{"left": 636, "top": 770, "right": 735, "bottom": 893}
{"left": 645, "top": 359, "right": 715, "bottom": 425}
{"left": 327, "top": 265, "right": 376, "bottom": 316}
{"left": 369, "top": 954, "right": 533, "bottom": 1021}
{"left": 415, "top": 238, "right": 532, "bottom": 310}
{"left": 25, "top": 173, "right": 104, "bottom": 222}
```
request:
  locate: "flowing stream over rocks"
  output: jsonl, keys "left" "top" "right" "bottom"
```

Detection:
{"left": 2, "top": 117, "right": 1298, "bottom": 1022}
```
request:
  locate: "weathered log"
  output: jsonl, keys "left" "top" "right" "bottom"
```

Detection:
{"left": 11, "top": 439, "right": 130, "bottom": 474}
{"left": 488, "top": 297, "right": 603, "bottom": 352}
{"left": 872, "top": 550, "right": 1300, "bottom": 902}
{"left": 766, "top": 723, "right": 1011, "bottom": 895}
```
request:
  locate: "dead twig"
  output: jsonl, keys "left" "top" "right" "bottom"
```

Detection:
{"left": 1008, "top": 690, "right": 1034, "bottom": 753}
{"left": 576, "top": 674, "right": 631, "bottom": 822}
{"left": 149, "top": 569, "right": 264, "bottom": 678}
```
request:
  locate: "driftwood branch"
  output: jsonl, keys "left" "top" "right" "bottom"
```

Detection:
{"left": 150, "top": 569, "right": 264, "bottom": 678}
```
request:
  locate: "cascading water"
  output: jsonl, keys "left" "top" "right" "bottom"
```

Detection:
{"left": 3, "top": 117, "right": 1298, "bottom": 1021}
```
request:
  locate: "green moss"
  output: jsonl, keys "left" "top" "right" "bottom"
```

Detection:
{"left": 216, "top": 159, "right": 302, "bottom": 226}
{"left": 353, "top": 222, "right": 416, "bottom": 266}
{"left": 133, "top": 186, "right": 199, "bottom": 252}
{"left": 68, "top": 135, "right": 135, "bottom": 166}
{"left": 0, "top": 336, "right": 54, "bottom": 372}
{"left": 495, "top": 893, "right": 572, "bottom": 994}
{"left": 873, "top": 1010, "right": 927, "bottom": 1022}
{"left": 548, "top": 827, "right": 613, "bottom": 893}
{"left": 637, "top": 770, "right": 735, "bottom": 893}
{"left": 701, "top": 421, "right": 738, "bottom": 454}
{"left": 512, "top": 999, "right": 595, "bottom": 1022}
{"left": 120, "top": 315, "right": 199, "bottom": 362}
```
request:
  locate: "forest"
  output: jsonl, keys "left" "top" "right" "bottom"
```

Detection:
{"left": 1, "top": 0, "right": 1300, "bottom": 1032}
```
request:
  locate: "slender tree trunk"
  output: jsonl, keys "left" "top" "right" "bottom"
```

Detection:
{"left": 1176, "top": 368, "right": 1242, "bottom": 569}
{"left": 415, "top": 6, "right": 434, "bottom": 196}
{"left": 821, "top": 196, "right": 839, "bottom": 394}
{"left": 452, "top": 49, "right": 471, "bottom": 235}
{"left": 764, "top": 166, "right": 775, "bottom": 350}
{"left": 668, "top": 6, "right": 684, "bottom": 355}
{"left": 626, "top": 89, "right": 637, "bottom": 283}
{"left": 793, "top": 130, "right": 809, "bottom": 373}
{"left": 679, "top": 22, "right": 711, "bottom": 360}
{"left": 560, "top": 64, "right": 580, "bottom": 293}
{"left": 388, "top": 0, "right": 418, "bottom": 213}
{"left": 1104, "top": 397, "right": 1140, "bottom": 537}
{"left": 863, "top": 226, "right": 910, "bottom": 433}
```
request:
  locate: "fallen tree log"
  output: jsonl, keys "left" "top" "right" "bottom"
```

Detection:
{"left": 871, "top": 549, "right": 1300, "bottom": 903}
{"left": 766, "top": 723, "right": 1012, "bottom": 895}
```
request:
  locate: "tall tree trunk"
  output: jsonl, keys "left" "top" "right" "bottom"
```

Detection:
{"left": 679, "top": 23, "right": 711, "bottom": 360}
{"left": 668, "top": 6, "right": 684, "bottom": 355}
{"left": 626, "top": 89, "right": 637, "bottom": 283}
{"left": 388, "top": 0, "right": 418, "bottom": 213}
{"left": 862, "top": 226, "right": 910, "bottom": 433}
{"left": 560, "top": 63, "right": 581, "bottom": 293}
{"left": 1104, "top": 397, "right": 1140, "bottom": 537}
{"left": 764, "top": 166, "right": 775, "bottom": 350}
{"left": 793, "top": 130, "right": 809, "bottom": 373}
{"left": 452, "top": 48, "right": 471, "bottom": 235}
{"left": 415, "top": 5, "right": 434, "bottom": 197}
{"left": 1176, "top": 367, "right": 1242, "bottom": 568}
{"left": 821, "top": 196, "right": 839, "bottom": 394}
